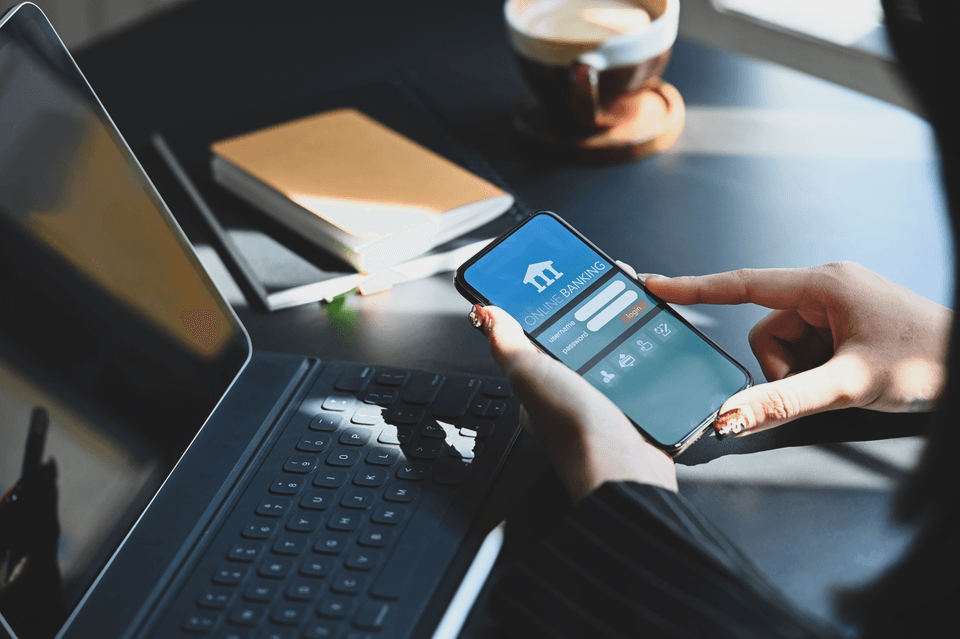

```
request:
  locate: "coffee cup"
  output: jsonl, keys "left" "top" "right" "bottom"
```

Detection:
{"left": 505, "top": 0, "right": 679, "bottom": 131}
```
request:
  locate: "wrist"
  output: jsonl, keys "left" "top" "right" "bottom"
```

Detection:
{"left": 547, "top": 427, "right": 678, "bottom": 503}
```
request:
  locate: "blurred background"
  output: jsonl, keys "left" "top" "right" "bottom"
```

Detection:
{"left": 1, "top": 0, "right": 189, "bottom": 49}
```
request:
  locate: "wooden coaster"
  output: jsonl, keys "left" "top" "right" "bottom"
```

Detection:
{"left": 513, "top": 79, "right": 685, "bottom": 163}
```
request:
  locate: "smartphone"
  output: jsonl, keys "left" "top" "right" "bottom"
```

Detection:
{"left": 455, "top": 211, "right": 752, "bottom": 456}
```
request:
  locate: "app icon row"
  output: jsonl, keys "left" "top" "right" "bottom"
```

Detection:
{"left": 589, "top": 320, "right": 674, "bottom": 388}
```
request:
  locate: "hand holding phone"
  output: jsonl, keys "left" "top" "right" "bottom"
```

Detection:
{"left": 474, "top": 303, "right": 680, "bottom": 500}
{"left": 455, "top": 211, "right": 751, "bottom": 456}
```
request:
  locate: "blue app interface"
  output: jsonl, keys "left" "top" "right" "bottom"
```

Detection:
{"left": 463, "top": 214, "right": 748, "bottom": 448}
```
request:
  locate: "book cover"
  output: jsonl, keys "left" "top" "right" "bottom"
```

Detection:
{"left": 151, "top": 73, "right": 526, "bottom": 311}
{"left": 210, "top": 108, "right": 514, "bottom": 272}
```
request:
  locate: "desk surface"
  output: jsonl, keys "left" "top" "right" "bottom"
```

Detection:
{"left": 74, "top": 0, "right": 950, "bottom": 631}
{"left": 76, "top": 0, "right": 951, "bottom": 370}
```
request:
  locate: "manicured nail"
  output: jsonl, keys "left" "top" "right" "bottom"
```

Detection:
{"left": 468, "top": 304, "right": 487, "bottom": 331}
{"left": 712, "top": 408, "right": 750, "bottom": 440}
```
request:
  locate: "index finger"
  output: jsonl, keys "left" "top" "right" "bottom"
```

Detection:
{"left": 644, "top": 267, "right": 817, "bottom": 309}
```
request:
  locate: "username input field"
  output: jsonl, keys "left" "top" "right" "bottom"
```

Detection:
{"left": 575, "top": 280, "right": 625, "bottom": 322}
{"left": 586, "top": 290, "right": 638, "bottom": 332}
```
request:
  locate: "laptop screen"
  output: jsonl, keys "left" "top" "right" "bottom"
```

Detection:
{"left": 0, "top": 4, "right": 250, "bottom": 637}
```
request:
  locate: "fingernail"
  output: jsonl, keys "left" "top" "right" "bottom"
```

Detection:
{"left": 468, "top": 304, "right": 487, "bottom": 331}
{"left": 712, "top": 408, "right": 750, "bottom": 440}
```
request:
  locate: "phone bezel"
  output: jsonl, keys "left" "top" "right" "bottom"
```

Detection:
{"left": 454, "top": 210, "right": 753, "bottom": 456}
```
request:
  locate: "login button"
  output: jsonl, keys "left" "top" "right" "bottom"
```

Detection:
{"left": 620, "top": 301, "right": 649, "bottom": 323}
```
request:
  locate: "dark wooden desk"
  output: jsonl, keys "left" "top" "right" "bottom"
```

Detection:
{"left": 73, "top": 0, "right": 951, "bottom": 633}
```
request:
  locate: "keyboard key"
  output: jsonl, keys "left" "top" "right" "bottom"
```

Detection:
{"left": 269, "top": 477, "right": 304, "bottom": 495}
{"left": 296, "top": 435, "right": 332, "bottom": 453}
{"left": 377, "top": 426, "right": 412, "bottom": 445}
{"left": 457, "top": 417, "right": 495, "bottom": 438}
{"left": 354, "top": 602, "right": 391, "bottom": 630}
{"left": 256, "top": 498, "right": 291, "bottom": 517}
{"left": 484, "top": 400, "right": 507, "bottom": 418}
{"left": 309, "top": 414, "right": 342, "bottom": 432}
{"left": 313, "top": 532, "right": 349, "bottom": 554}
{"left": 221, "top": 630, "right": 253, "bottom": 639}
{"left": 227, "top": 604, "right": 263, "bottom": 627}
{"left": 272, "top": 535, "right": 306, "bottom": 556}
{"left": 364, "top": 447, "right": 399, "bottom": 466}
{"left": 408, "top": 441, "right": 442, "bottom": 460}
{"left": 353, "top": 468, "right": 388, "bottom": 487}
{"left": 300, "top": 490, "right": 335, "bottom": 511}
{"left": 448, "top": 437, "right": 480, "bottom": 460}
{"left": 327, "top": 511, "right": 363, "bottom": 532}
{"left": 375, "top": 371, "right": 409, "bottom": 386}
{"left": 228, "top": 541, "right": 263, "bottom": 563}
{"left": 213, "top": 566, "right": 248, "bottom": 586}
{"left": 322, "top": 396, "right": 353, "bottom": 412}
{"left": 286, "top": 578, "right": 321, "bottom": 602}
{"left": 396, "top": 462, "right": 431, "bottom": 481}
{"left": 331, "top": 572, "right": 367, "bottom": 594}
{"left": 335, "top": 365, "right": 375, "bottom": 393}
{"left": 383, "top": 483, "right": 418, "bottom": 503}
{"left": 364, "top": 389, "right": 397, "bottom": 406}
{"left": 339, "top": 427, "right": 372, "bottom": 446}
{"left": 481, "top": 380, "right": 512, "bottom": 397}
{"left": 371, "top": 505, "right": 407, "bottom": 525}
{"left": 350, "top": 405, "right": 383, "bottom": 425}
{"left": 469, "top": 398, "right": 490, "bottom": 416}
{"left": 303, "top": 621, "right": 341, "bottom": 638}
{"left": 432, "top": 376, "right": 480, "bottom": 418}
{"left": 420, "top": 422, "right": 449, "bottom": 438}
{"left": 258, "top": 559, "right": 293, "bottom": 579}
{"left": 357, "top": 528, "right": 392, "bottom": 548}
{"left": 282, "top": 455, "right": 318, "bottom": 474}
{"left": 254, "top": 632, "right": 286, "bottom": 639}
{"left": 390, "top": 406, "right": 424, "bottom": 424}
{"left": 317, "top": 596, "right": 356, "bottom": 619}
{"left": 344, "top": 550, "right": 380, "bottom": 571}
{"left": 242, "top": 520, "right": 276, "bottom": 540}
{"left": 286, "top": 513, "right": 320, "bottom": 533}
{"left": 197, "top": 588, "right": 232, "bottom": 610}
{"left": 326, "top": 449, "right": 361, "bottom": 467}
{"left": 181, "top": 611, "right": 219, "bottom": 634}
{"left": 435, "top": 461, "right": 473, "bottom": 485}
{"left": 312, "top": 470, "right": 348, "bottom": 488}
{"left": 269, "top": 603, "right": 306, "bottom": 626}
{"left": 300, "top": 556, "right": 334, "bottom": 578}
{"left": 341, "top": 489, "right": 375, "bottom": 509}
{"left": 403, "top": 372, "right": 445, "bottom": 404}
{"left": 244, "top": 580, "right": 277, "bottom": 602}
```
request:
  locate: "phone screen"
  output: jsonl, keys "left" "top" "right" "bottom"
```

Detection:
{"left": 458, "top": 212, "right": 751, "bottom": 452}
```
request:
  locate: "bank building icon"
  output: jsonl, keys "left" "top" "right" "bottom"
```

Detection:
{"left": 524, "top": 260, "right": 563, "bottom": 293}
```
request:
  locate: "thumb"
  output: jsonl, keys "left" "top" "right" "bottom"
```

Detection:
{"left": 712, "top": 354, "right": 871, "bottom": 438}
{"left": 473, "top": 305, "right": 542, "bottom": 374}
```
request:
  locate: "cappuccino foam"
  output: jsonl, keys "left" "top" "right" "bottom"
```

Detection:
{"left": 516, "top": 0, "right": 652, "bottom": 42}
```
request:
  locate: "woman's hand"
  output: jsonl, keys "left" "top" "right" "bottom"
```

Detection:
{"left": 637, "top": 261, "right": 952, "bottom": 438}
{"left": 469, "top": 305, "right": 677, "bottom": 503}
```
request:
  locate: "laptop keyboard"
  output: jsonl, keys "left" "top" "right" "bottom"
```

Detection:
{"left": 158, "top": 361, "right": 520, "bottom": 639}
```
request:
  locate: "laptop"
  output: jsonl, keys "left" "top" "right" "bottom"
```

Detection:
{"left": 0, "top": 4, "right": 520, "bottom": 638}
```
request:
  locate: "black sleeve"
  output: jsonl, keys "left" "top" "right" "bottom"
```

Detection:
{"left": 489, "top": 481, "right": 840, "bottom": 639}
